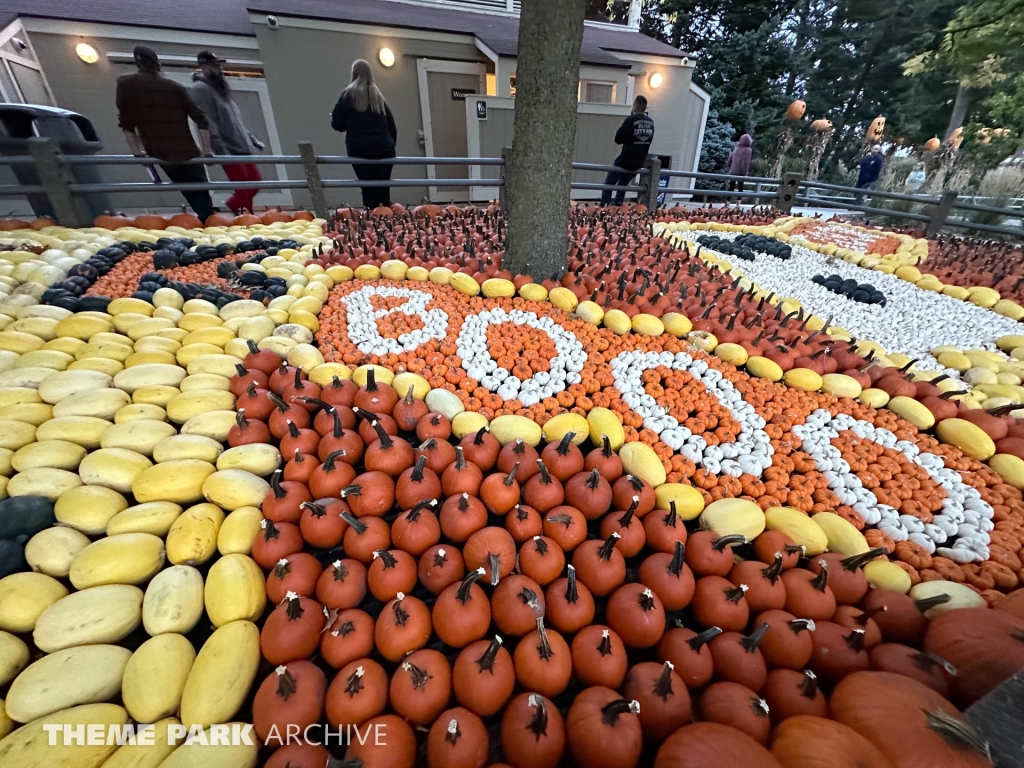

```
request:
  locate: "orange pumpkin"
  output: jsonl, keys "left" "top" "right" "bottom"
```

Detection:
{"left": 293, "top": 210, "right": 315, "bottom": 221}
{"left": 94, "top": 214, "right": 133, "bottom": 229}
{"left": 0, "top": 219, "right": 31, "bottom": 231}
{"left": 169, "top": 213, "right": 203, "bottom": 229}
{"left": 205, "top": 212, "right": 235, "bottom": 227}
{"left": 234, "top": 212, "right": 262, "bottom": 226}
{"left": 786, "top": 100, "right": 806, "bottom": 121}
{"left": 262, "top": 209, "right": 293, "bottom": 224}
{"left": 30, "top": 217, "right": 56, "bottom": 230}
{"left": 811, "top": 119, "right": 833, "bottom": 132}
{"left": 133, "top": 214, "right": 168, "bottom": 230}
{"left": 866, "top": 116, "right": 886, "bottom": 141}
{"left": 924, "top": 137, "right": 941, "bottom": 151}
{"left": 372, "top": 206, "right": 394, "bottom": 219}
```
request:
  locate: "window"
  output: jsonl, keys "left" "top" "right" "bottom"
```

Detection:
{"left": 485, "top": 72, "right": 496, "bottom": 96}
{"left": 579, "top": 80, "right": 616, "bottom": 103}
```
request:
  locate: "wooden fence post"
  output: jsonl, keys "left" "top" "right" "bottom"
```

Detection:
{"left": 297, "top": 141, "right": 329, "bottom": 219}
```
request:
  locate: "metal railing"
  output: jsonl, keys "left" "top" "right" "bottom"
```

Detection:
{"left": 0, "top": 137, "right": 1019, "bottom": 239}
{"left": 0, "top": 138, "right": 656, "bottom": 227}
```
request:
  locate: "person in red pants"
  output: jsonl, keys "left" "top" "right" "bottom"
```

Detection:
{"left": 190, "top": 51, "right": 265, "bottom": 215}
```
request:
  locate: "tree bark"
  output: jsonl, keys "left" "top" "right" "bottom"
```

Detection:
{"left": 944, "top": 83, "right": 972, "bottom": 139}
{"left": 503, "top": 0, "right": 586, "bottom": 280}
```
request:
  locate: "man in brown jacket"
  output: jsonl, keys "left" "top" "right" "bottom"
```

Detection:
{"left": 116, "top": 46, "right": 215, "bottom": 221}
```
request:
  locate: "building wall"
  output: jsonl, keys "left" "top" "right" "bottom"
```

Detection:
{"left": 21, "top": 23, "right": 259, "bottom": 211}
{"left": 252, "top": 16, "right": 489, "bottom": 208}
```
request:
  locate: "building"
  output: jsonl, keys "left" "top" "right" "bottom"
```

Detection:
{"left": 0, "top": 0, "right": 709, "bottom": 212}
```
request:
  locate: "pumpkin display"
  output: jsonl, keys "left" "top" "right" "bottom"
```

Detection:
{"left": 453, "top": 635, "right": 516, "bottom": 717}
{"left": 433, "top": 569, "right": 491, "bottom": 648}
{"left": 545, "top": 565, "right": 596, "bottom": 634}
{"left": 572, "top": 625, "right": 629, "bottom": 689}
{"left": 325, "top": 658, "right": 388, "bottom": 727}
{"left": 709, "top": 623, "right": 770, "bottom": 691}
{"left": 606, "top": 583, "right": 667, "bottom": 648}
{"left": 390, "top": 648, "right": 452, "bottom": 725}
{"left": 639, "top": 540, "right": 695, "bottom": 610}
{"left": 513, "top": 618, "right": 572, "bottom": 697}
{"left": 566, "top": 686, "right": 643, "bottom": 768}
{"left": 252, "top": 660, "right": 327, "bottom": 743}
{"left": 755, "top": 609, "right": 815, "bottom": 670}
{"left": 808, "top": 621, "right": 870, "bottom": 685}
{"left": 657, "top": 625, "right": 722, "bottom": 689}
{"left": 623, "top": 660, "right": 692, "bottom": 741}
{"left": 762, "top": 669, "right": 828, "bottom": 724}
{"left": 501, "top": 693, "right": 566, "bottom": 768}
{"left": 692, "top": 575, "right": 750, "bottom": 631}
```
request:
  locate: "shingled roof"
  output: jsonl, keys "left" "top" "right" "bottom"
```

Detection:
{"left": 5, "top": 0, "right": 687, "bottom": 68}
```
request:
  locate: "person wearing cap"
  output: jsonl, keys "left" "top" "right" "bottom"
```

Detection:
{"left": 191, "top": 51, "right": 266, "bottom": 215}
{"left": 116, "top": 45, "right": 215, "bottom": 221}
{"left": 856, "top": 144, "right": 885, "bottom": 203}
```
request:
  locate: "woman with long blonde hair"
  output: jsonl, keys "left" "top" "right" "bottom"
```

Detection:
{"left": 331, "top": 59, "right": 398, "bottom": 208}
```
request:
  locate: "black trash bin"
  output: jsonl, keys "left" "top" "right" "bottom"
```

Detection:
{"left": 0, "top": 104, "right": 111, "bottom": 219}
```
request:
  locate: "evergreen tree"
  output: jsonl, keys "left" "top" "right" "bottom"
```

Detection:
{"left": 695, "top": 109, "right": 736, "bottom": 190}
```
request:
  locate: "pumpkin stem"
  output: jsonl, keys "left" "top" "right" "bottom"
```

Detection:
{"left": 687, "top": 626, "right": 723, "bottom": 651}
{"left": 245, "top": 381, "right": 259, "bottom": 400}
{"left": 261, "top": 519, "right": 280, "bottom": 540}
{"left": 286, "top": 420, "right": 301, "bottom": 439}
{"left": 454, "top": 445, "right": 467, "bottom": 470}
{"left": 799, "top": 670, "right": 819, "bottom": 699}
{"left": 298, "top": 397, "right": 332, "bottom": 413}
{"left": 445, "top": 718, "right": 461, "bottom": 746}
{"left": 330, "top": 560, "right": 349, "bottom": 582}
{"left": 473, "top": 425, "right": 488, "bottom": 445}
{"left": 913, "top": 652, "right": 958, "bottom": 676}
{"left": 344, "top": 665, "right": 365, "bottom": 696}
{"left": 593, "top": 532, "right": 620, "bottom": 561}
{"left": 536, "top": 460, "right": 553, "bottom": 484}
{"left": 854, "top": 605, "right": 887, "bottom": 624}
{"left": 272, "top": 558, "right": 291, "bottom": 579}
{"left": 810, "top": 561, "right": 830, "bottom": 592}
{"left": 488, "top": 553, "right": 501, "bottom": 586}
{"left": 274, "top": 665, "right": 298, "bottom": 699}
{"left": 476, "top": 635, "right": 504, "bottom": 672}
{"left": 914, "top": 594, "right": 951, "bottom": 613}
{"left": 458, "top": 493, "right": 471, "bottom": 512}
{"left": 341, "top": 484, "right": 363, "bottom": 500}
{"left": 457, "top": 568, "right": 486, "bottom": 604}
{"left": 526, "top": 694, "right": 549, "bottom": 738}
{"left": 373, "top": 549, "right": 398, "bottom": 569}
{"left": 788, "top": 618, "right": 816, "bottom": 634}
{"left": 556, "top": 432, "right": 575, "bottom": 455}
{"left": 535, "top": 618, "right": 554, "bottom": 660}
{"left": 532, "top": 535, "right": 549, "bottom": 555}
{"left": 519, "top": 587, "right": 540, "bottom": 611}
{"left": 725, "top": 584, "right": 748, "bottom": 604}
{"left": 547, "top": 514, "right": 573, "bottom": 526}
{"left": 752, "top": 697, "right": 770, "bottom": 718}
{"left": 602, "top": 434, "right": 614, "bottom": 457}
{"left": 403, "top": 385, "right": 415, "bottom": 406}
{"left": 627, "top": 474, "right": 645, "bottom": 491}
{"left": 618, "top": 497, "right": 639, "bottom": 528}
{"left": 410, "top": 454, "right": 427, "bottom": 482}
{"left": 925, "top": 710, "right": 990, "bottom": 758}
{"left": 511, "top": 438, "right": 528, "bottom": 457}
{"left": 785, "top": 544, "right": 806, "bottom": 555}
{"left": 268, "top": 391, "right": 289, "bottom": 413}
{"left": 246, "top": 339, "right": 260, "bottom": 355}
{"left": 840, "top": 547, "right": 889, "bottom": 571}
{"left": 331, "top": 619, "right": 356, "bottom": 638}
{"left": 668, "top": 540, "right": 685, "bottom": 576}
{"left": 322, "top": 449, "right": 347, "bottom": 472}
{"left": 392, "top": 593, "right": 409, "bottom": 625}
{"left": 712, "top": 533, "right": 747, "bottom": 552}
{"left": 330, "top": 375, "right": 344, "bottom": 390}
{"left": 565, "top": 565, "right": 579, "bottom": 603}
{"left": 402, "top": 661, "right": 433, "bottom": 689}
{"left": 899, "top": 358, "right": 918, "bottom": 373}
{"left": 601, "top": 699, "right": 641, "bottom": 725}
{"left": 586, "top": 468, "right": 602, "bottom": 490}
{"left": 515, "top": 505, "right": 530, "bottom": 522}
{"left": 741, "top": 622, "right": 771, "bottom": 653}
{"left": 654, "top": 661, "right": 675, "bottom": 700}
{"left": 597, "top": 628, "right": 614, "bottom": 657}
{"left": 270, "top": 470, "right": 286, "bottom": 499}
{"left": 418, "top": 438, "right": 436, "bottom": 453}
{"left": 406, "top": 498, "right": 436, "bottom": 521}
{"left": 365, "top": 368, "right": 378, "bottom": 392}
{"left": 291, "top": 449, "right": 305, "bottom": 464}
{"left": 844, "top": 628, "right": 866, "bottom": 651}
{"left": 300, "top": 501, "right": 325, "bottom": 518}
{"left": 503, "top": 462, "right": 520, "bottom": 486}
{"left": 235, "top": 409, "right": 250, "bottom": 429}
{"left": 763, "top": 554, "right": 784, "bottom": 585}
{"left": 284, "top": 592, "right": 304, "bottom": 620}
{"left": 340, "top": 511, "right": 366, "bottom": 534}
{"left": 292, "top": 367, "right": 305, "bottom": 390}
{"left": 370, "top": 420, "right": 393, "bottom": 449}
{"left": 638, "top": 587, "right": 657, "bottom": 612}
{"left": 664, "top": 501, "right": 679, "bottom": 528}
{"left": 433, "top": 548, "right": 448, "bottom": 567}
{"left": 330, "top": 408, "right": 345, "bottom": 438}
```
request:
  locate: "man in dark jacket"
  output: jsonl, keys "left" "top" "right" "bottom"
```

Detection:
{"left": 191, "top": 51, "right": 265, "bottom": 215}
{"left": 116, "top": 45, "right": 215, "bottom": 221}
{"left": 601, "top": 96, "right": 654, "bottom": 206}
{"left": 856, "top": 145, "right": 885, "bottom": 202}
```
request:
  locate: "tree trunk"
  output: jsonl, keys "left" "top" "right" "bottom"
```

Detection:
{"left": 503, "top": 0, "right": 586, "bottom": 280}
{"left": 944, "top": 83, "right": 972, "bottom": 140}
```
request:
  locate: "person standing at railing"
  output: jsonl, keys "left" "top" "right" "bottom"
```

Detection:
{"left": 190, "top": 51, "right": 266, "bottom": 215}
{"left": 856, "top": 144, "right": 885, "bottom": 203}
{"left": 330, "top": 60, "right": 398, "bottom": 209}
{"left": 116, "top": 46, "right": 215, "bottom": 222}
{"left": 727, "top": 134, "right": 753, "bottom": 203}
{"left": 600, "top": 95, "right": 655, "bottom": 206}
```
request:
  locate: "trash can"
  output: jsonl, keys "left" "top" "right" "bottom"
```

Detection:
{"left": 0, "top": 104, "right": 110, "bottom": 219}
{"left": 655, "top": 154, "right": 673, "bottom": 207}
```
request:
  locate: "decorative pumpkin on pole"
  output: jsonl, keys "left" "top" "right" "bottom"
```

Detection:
{"left": 805, "top": 119, "right": 835, "bottom": 181}
{"left": 866, "top": 116, "right": 886, "bottom": 141}
{"left": 770, "top": 100, "right": 807, "bottom": 179}
{"left": 924, "top": 137, "right": 941, "bottom": 151}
